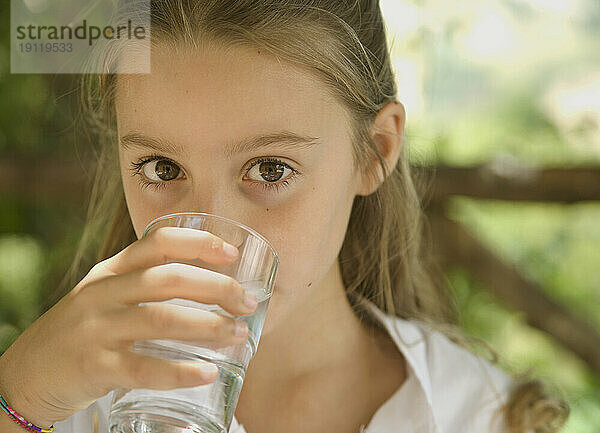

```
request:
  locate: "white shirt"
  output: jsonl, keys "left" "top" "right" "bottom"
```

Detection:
{"left": 53, "top": 299, "right": 515, "bottom": 432}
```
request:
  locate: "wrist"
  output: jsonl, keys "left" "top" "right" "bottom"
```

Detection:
{"left": 0, "top": 390, "right": 56, "bottom": 429}
{"left": 0, "top": 354, "right": 56, "bottom": 429}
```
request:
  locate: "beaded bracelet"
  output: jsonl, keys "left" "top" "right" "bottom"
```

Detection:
{"left": 0, "top": 394, "right": 54, "bottom": 432}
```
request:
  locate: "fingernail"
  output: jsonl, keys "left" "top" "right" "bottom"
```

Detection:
{"left": 223, "top": 242, "right": 239, "bottom": 259}
{"left": 200, "top": 362, "right": 219, "bottom": 377}
{"left": 235, "top": 320, "right": 249, "bottom": 337}
{"left": 243, "top": 292, "right": 258, "bottom": 310}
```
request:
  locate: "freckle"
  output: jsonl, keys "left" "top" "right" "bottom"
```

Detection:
{"left": 308, "top": 282, "right": 312, "bottom": 287}
{"left": 266, "top": 208, "right": 269, "bottom": 211}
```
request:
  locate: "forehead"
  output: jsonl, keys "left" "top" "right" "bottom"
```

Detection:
{"left": 115, "top": 42, "right": 350, "bottom": 154}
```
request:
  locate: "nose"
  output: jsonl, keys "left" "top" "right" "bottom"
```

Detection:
{"left": 183, "top": 185, "right": 246, "bottom": 226}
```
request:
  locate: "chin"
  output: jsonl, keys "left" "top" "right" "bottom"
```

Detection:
{"left": 259, "top": 282, "right": 289, "bottom": 337}
{"left": 260, "top": 288, "right": 278, "bottom": 336}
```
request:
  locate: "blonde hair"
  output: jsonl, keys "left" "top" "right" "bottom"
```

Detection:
{"left": 55, "top": 1, "right": 569, "bottom": 431}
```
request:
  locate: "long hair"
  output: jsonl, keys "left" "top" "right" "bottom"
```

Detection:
{"left": 55, "top": 1, "right": 569, "bottom": 431}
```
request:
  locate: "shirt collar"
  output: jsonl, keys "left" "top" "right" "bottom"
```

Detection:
{"left": 361, "top": 298, "right": 443, "bottom": 433}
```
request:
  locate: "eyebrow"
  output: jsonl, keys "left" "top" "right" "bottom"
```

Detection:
{"left": 119, "top": 130, "right": 320, "bottom": 157}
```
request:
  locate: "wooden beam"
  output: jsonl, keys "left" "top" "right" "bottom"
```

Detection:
{"left": 0, "top": 158, "right": 90, "bottom": 204}
{"left": 415, "top": 165, "right": 600, "bottom": 203}
{"left": 428, "top": 211, "right": 600, "bottom": 375}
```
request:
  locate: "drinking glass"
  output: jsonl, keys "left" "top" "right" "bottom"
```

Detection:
{"left": 108, "top": 212, "right": 279, "bottom": 433}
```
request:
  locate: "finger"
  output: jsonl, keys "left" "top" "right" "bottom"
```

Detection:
{"left": 108, "top": 349, "right": 220, "bottom": 390}
{"left": 106, "top": 303, "right": 250, "bottom": 347}
{"left": 99, "top": 226, "right": 240, "bottom": 275}
{"left": 98, "top": 262, "right": 258, "bottom": 316}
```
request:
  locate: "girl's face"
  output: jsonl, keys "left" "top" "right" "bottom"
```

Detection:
{"left": 115, "top": 43, "right": 369, "bottom": 335}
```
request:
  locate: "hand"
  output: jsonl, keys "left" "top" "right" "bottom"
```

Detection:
{"left": 0, "top": 226, "right": 258, "bottom": 427}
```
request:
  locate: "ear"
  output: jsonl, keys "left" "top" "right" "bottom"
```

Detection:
{"left": 355, "top": 100, "right": 406, "bottom": 197}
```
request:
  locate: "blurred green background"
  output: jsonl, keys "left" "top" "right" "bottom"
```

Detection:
{"left": 1, "top": 0, "right": 600, "bottom": 432}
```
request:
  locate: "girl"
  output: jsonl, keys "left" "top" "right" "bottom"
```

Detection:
{"left": 0, "top": 1, "right": 568, "bottom": 432}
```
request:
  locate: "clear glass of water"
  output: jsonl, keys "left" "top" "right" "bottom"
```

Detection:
{"left": 108, "top": 212, "right": 279, "bottom": 433}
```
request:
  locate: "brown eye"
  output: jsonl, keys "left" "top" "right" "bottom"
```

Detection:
{"left": 259, "top": 160, "right": 285, "bottom": 181}
{"left": 142, "top": 159, "right": 183, "bottom": 182}
{"left": 245, "top": 158, "right": 295, "bottom": 184}
{"left": 155, "top": 160, "right": 180, "bottom": 180}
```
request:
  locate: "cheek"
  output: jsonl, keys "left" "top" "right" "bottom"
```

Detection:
{"left": 121, "top": 176, "right": 151, "bottom": 240}
{"left": 122, "top": 180, "right": 173, "bottom": 241}
{"left": 120, "top": 154, "right": 145, "bottom": 239}
{"left": 255, "top": 175, "right": 356, "bottom": 335}
{"left": 258, "top": 174, "right": 356, "bottom": 300}
{"left": 120, "top": 156, "right": 184, "bottom": 239}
